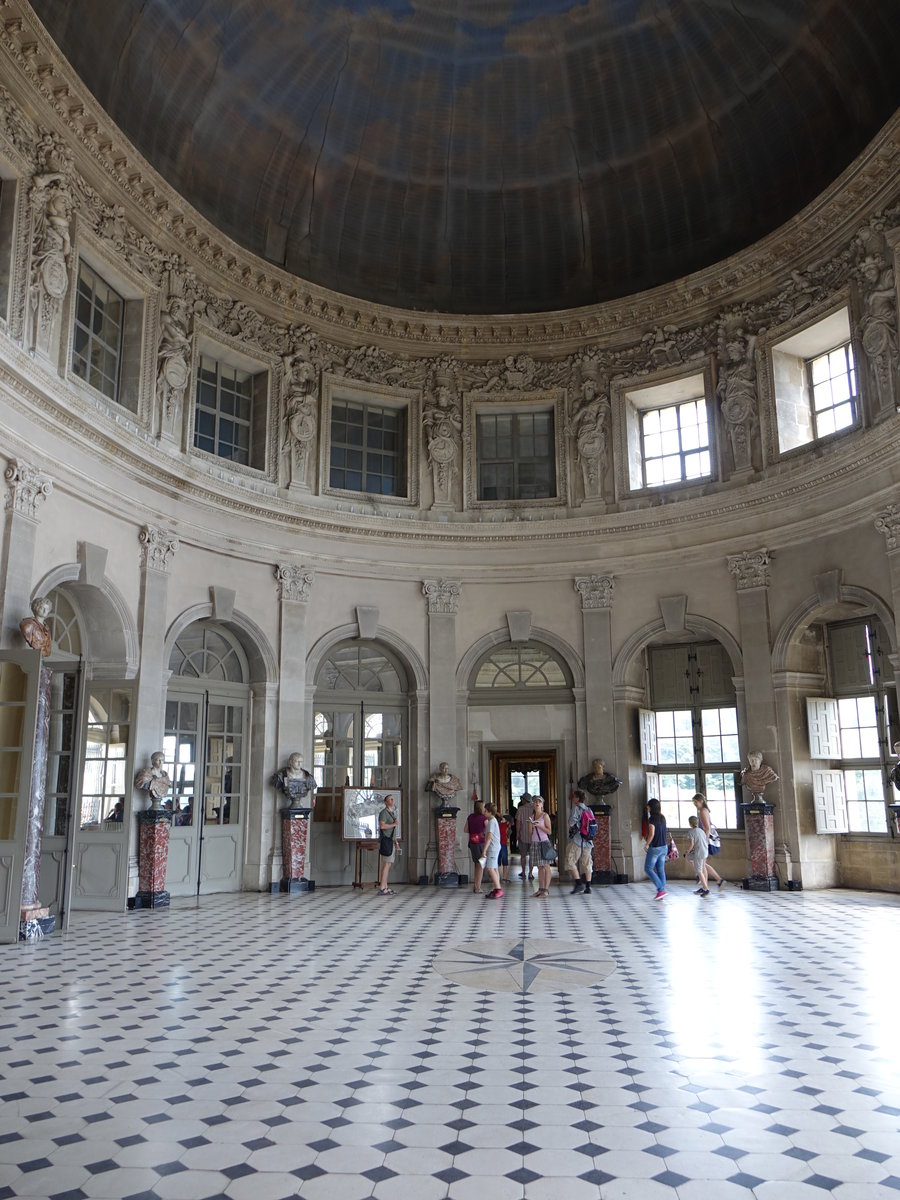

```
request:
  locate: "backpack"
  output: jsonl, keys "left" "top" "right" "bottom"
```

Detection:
{"left": 708, "top": 822, "right": 721, "bottom": 855}
{"left": 579, "top": 807, "right": 598, "bottom": 841}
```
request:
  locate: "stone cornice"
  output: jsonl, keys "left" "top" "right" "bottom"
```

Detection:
{"left": 0, "top": 2, "right": 898, "bottom": 355}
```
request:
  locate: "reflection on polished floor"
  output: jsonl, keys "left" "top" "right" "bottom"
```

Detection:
{"left": 2, "top": 882, "right": 900, "bottom": 1200}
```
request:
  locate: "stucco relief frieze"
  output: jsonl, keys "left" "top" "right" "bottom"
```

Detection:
{"left": 727, "top": 549, "right": 772, "bottom": 590}
{"left": 875, "top": 505, "right": 900, "bottom": 552}
{"left": 1, "top": 7, "right": 898, "bottom": 355}
{"left": 275, "top": 563, "right": 315, "bottom": 603}
{"left": 138, "top": 525, "right": 179, "bottom": 572}
{"left": 4, "top": 458, "right": 52, "bottom": 518}
{"left": 574, "top": 575, "right": 615, "bottom": 610}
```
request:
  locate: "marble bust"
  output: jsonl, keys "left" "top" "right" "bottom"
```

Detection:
{"left": 577, "top": 757, "right": 622, "bottom": 799}
{"left": 740, "top": 751, "right": 778, "bottom": 801}
{"left": 135, "top": 751, "right": 172, "bottom": 811}
{"left": 426, "top": 761, "right": 462, "bottom": 802}
{"left": 20, "top": 596, "right": 53, "bottom": 657}
{"left": 271, "top": 752, "right": 318, "bottom": 807}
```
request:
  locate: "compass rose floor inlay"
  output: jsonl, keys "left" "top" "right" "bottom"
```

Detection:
{"left": 433, "top": 936, "right": 617, "bottom": 993}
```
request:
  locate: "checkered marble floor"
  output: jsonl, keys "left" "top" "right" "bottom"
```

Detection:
{"left": 3, "top": 879, "right": 900, "bottom": 1200}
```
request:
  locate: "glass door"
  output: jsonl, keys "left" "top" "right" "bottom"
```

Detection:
{"left": 164, "top": 688, "right": 246, "bottom": 895}
{"left": 0, "top": 650, "right": 42, "bottom": 943}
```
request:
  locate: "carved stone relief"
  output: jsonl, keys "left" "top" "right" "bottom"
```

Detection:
{"left": 28, "top": 132, "right": 75, "bottom": 358}
{"left": 422, "top": 372, "right": 462, "bottom": 509}
{"left": 716, "top": 322, "right": 761, "bottom": 476}
{"left": 854, "top": 217, "right": 899, "bottom": 423}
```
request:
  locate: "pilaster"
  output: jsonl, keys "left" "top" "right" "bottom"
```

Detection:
{"left": 274, "top": 564, "right": 315, "bottom": 762}
{"left": 0, "top": 459, "right": 53, "bottom": 649}
{"left": 875, "top": 505, "right": 900, "bottom": 699}
{"left": 726, "top": 550, "right": 782, "bottom": 795}
{"left": 422, "top": 579, "right": 461, "bottom": 771}
{"left": 574, "top": 574, "right": 616, "bottom": 762}
{"left": 132, "top": 526, "right": 178, "bottom": 811}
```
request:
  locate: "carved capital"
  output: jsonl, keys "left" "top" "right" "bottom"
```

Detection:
{"left": 727, "top": 549, "right": 771, "bottom": 589}
{"left": 4, "top": 460, "right": 53, "bottom": 519}
{"left": 574, "top": 574, "right": 615, "bottom": 609}
{"left": 422, "top": 578, "right": 461, "bottom": 614}
{"left": 139, "top": 525, "right": 179, "bottom": 572}
{"left": 875, "top": 505, "right": 900, "bottom": 552}
{"left": 275, "top": 563, "right": 315, "bottom": 603}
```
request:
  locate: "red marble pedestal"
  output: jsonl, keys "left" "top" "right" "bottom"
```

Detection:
{"left": 590, "top": 804, "right": 615, "bottom": 885}
{"left": 134, "top": 811, "right": 171, "bottom": 908}
{"left": 435, "top": 807, "right": 460, "bottom": 886}
{"left": 279, "top": 806, "right": 314, "bottom": 893}
{"left": 741, "top": 802, "right": 778, "bottom": 891}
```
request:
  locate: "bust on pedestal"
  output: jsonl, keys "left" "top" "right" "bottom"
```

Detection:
{"left": 577, "top": 757, "right": 621, "bottom": 884}
{"left": 740, "top": 751, "right": 779, "bottom": 891}
{"left": 134, "top": 752, "right": 172, "bottom": 909}
{"left": 427, "top": 762, "right": 462, "bottom": 886}
{"left": 272, "top": 752, "right": 317, "bottom": 894}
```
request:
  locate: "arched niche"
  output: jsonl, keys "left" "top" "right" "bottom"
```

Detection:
{"left": 164, "top": 603, "right": 278, "bottom": 685}
{"left": 34, "top": 563, "right": 139, "bottom": 678}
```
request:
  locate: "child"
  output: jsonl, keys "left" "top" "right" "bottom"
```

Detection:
{"left": 685, "top": 815, "right": 709, "bottom": 897}
{"left": 498, "top": 812, "right": 510, "bottom": 883}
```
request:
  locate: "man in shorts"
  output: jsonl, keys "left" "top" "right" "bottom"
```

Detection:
{"left": 566, "top": 788, "right": 594, "bottom": 895}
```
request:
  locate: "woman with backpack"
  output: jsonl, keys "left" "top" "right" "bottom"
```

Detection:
{"left": 692, "top": 793, "right": 724, "bottom": 888}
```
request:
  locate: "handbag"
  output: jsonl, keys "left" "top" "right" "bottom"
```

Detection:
{"left": 379, "top": 834, "right": 394, "bottom": 856}
{"left": 666, "top": 840, "right": 679, "bottom": 861}
{"left": 539, "top": 840, "right": 557, "bottom": 865}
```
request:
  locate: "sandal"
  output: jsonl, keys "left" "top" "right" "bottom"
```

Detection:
{"left": 378, "top": 887, "right": 394, "bottom": 895}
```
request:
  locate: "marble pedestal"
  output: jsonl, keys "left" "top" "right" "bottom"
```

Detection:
{"left": 590, "top": 804, "right": 615, "bottom": 885}
{"left": 19, "top": 664, "right": 55, "bottom": 940}
{"left": 741, "top": 802, "right": 778, "bottom": 891}
{"left": 134, "top": 810, "right": 171, "bottom": 908}
{"left": 435, "top": 807, "right": 460, "bottom": 886}
{"left": 274, "top": 807, "right": 314, "bottom": 894}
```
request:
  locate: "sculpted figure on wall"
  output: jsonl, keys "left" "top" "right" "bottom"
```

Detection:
{"left": 567, "top": 378, "right": 610, "bottom": 501}
{"left": 156, "top": 270, "right": 193, "bottom": 435}
{"left": 281, "top": 350, "right": 319, "bottom": 488}
{"left": 717, "top": 326, "right": 761, "bottom": 474}
{"left": 423, "top": 375, "right": 462, "bottom": 507}
{"left": 29, "top": 133, "right": 75, "bottom": 356}
{"left": 856, "top": 247, "right": 899, "bottom": 421}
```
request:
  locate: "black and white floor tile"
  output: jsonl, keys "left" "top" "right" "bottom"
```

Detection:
{"left": 2, "top": 876, "right": 900, "bottom": 1200}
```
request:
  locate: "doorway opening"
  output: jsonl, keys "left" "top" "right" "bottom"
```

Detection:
{"left": 487, "top": 749, "right": 558, "bottom": 819}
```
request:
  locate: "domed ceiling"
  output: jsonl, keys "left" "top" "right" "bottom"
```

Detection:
{"left": 31, "top": 0, "right": 900, "bottom": 315}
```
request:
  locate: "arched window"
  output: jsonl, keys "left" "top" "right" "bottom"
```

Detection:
{"left": 46, "top": 589, "right": 82, "bottom": 658}
{"left": 169, "top": 623, "right": 249, "bottom": 682}
{"left": 471, "top": 642, "right": 571, "bottom": 696}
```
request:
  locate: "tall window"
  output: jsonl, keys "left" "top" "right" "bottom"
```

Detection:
{"left": 808, "top": 342, "right": 856, "bottom": 439}
{"left": 641, "top": 642, "right": 741, "bottom": 829}
{"left": 772, "top": 308, "right": 858, "bottom": 453}
{"left": 72, "top": 262, "right": 123, "bottom": 402}
{"left": 808, "top": 617, "right": 897, "bottom": 834}
{"left": 194, "top": 355, "right": 254, "bottom": 466}
{"left": 640, "top": 398, "right": 710, "bottom": 487}
{"left": 330, "top": 400, "right": 406, "bottom": 496}
{"left": 477, "top": 410, "right": 555, "bottom": 501}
